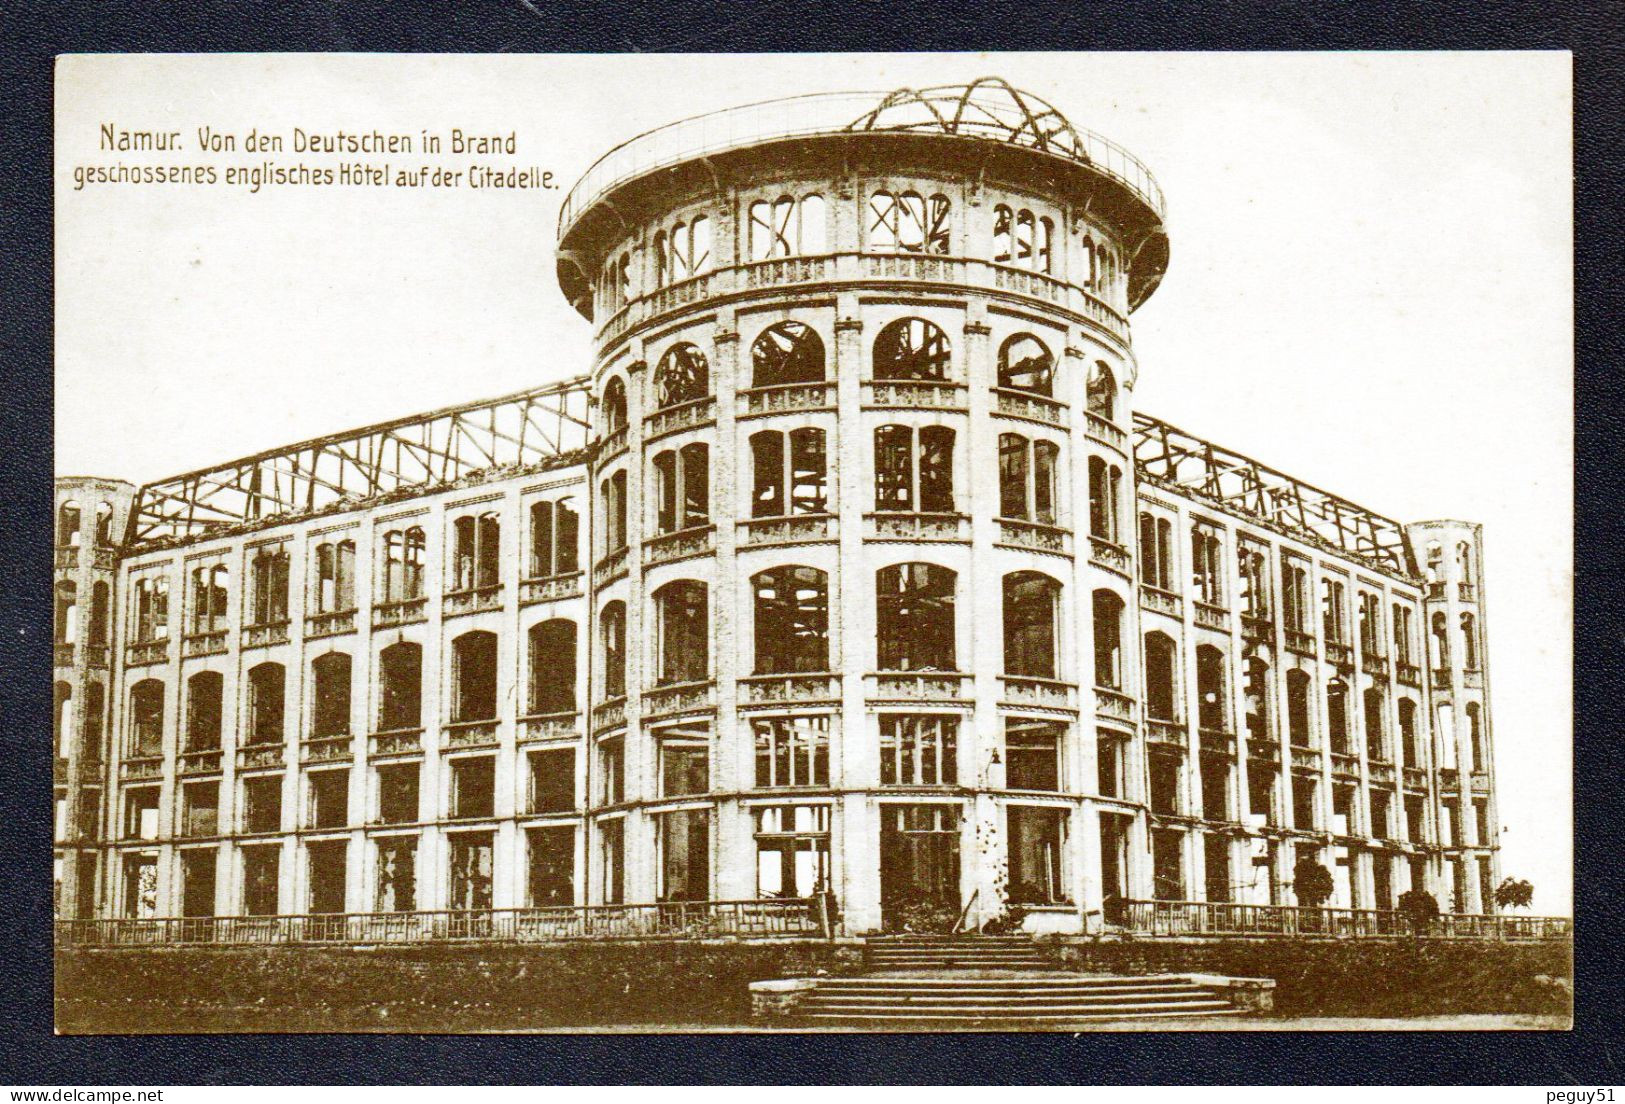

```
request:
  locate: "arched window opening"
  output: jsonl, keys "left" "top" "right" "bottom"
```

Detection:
{"left": 248, "top": 547, "right": 290, "bottom": 625}
{"left": 53, "top": 682, "right": 72, "bottom": 757}
{"left": 1239, "top": 543, "right": 1271, "bottom": 619}
{"left": 184, "top": 671, "right": 224, "bottom": 752}
{"left": 1392, "top": 603, "right": 1415, "bottom": 665}
{"left": 873, "top": 317, "right": 951, "bottom": 381}
{"left": 1286, "top": 669, "right": 1313, "bottom": 748}
{"left": 1430, "top": 611, "right": 1451, "bottom": 670}
{"left": 1037, "top": 217, "right": 1053, "bottom": 273}
{"left": 130, "top": 680, "right": 165, "bottom": 758}
{"left": 527, "top": 620, "right": 577, "bottom": 715}
{"left": 749, "top": 194, "right": 825, "bottom": 260}
{"left": 993, "top": 205, "right": 1013, "bottom": 263}
{"left": 1321, "top": 578, "right": 1348, "bottom": 644}
{"left": 654, "top": 581, "right": 709, "bottom": 686}
{"left": 378, "top": 642, "right": 423, "bottom": 732}
{"left": 750, "top": 321, "right": 825, "bottom": 388}
{"left": 1424, "top": 541, "right": 1443, "bottom": 584}
{"left": 134, "top": 577, "right": 169, "bottom": 642}
{"left": 1004, "top": 572, "right": 1061, "bottom": 680}
{"left": 1190, "top": 527, "right": 1224, "bottom": 606}
{"left": 603, "top": 377, "right": 628, "bottom": 434}
{"left": 452, "top": 631, "right": 498, "bottom": 722}
{"left": 1282, "top": 561, "right": 1312, "bottom": 634}
{"left": 1143, "top": 632, "right": 1179, "bottom": 721}
{"left": 750, "top": 428, "right": 828, "bottom": 518}
{"left": 600, "top": 602, "right": 627, "bottom": 699}
{"left": 654, "top": 342, "right": 709, "bottom": 409}
{"left": 314, "top": 539, "right": 357, "bottom": 613}
{"left": 1244, "top": 656, "right": 1271, "bottom": 741}
{"left": 651, "top": 442, "right": 709, "bottom": 535}
{"left": 1327, "top": 677, "right": 1351, "bottom": 755}
{"left": 600, "top": 470, "right": 628, "bottom": 555}
{"left": 1082, "top": 234, "right": 1097, "bottom": 287}
{"left": 1436, "top": 703, "right": 1457, "bottom": 769}
{"left": 1466, "top": 702, "right": 1484, "bottom": 771}
{"left": 451, "top": 513, "right": 500, "bottom": 592}
{"left": 1460, "top": 612, "right": 1479, "bottom": 669}
{"left": 652, "top": 229, "right": 667, "bottom": 288}
{"left": 380, "top": 527, "right": 426, "bottom": 603}
{"left": 1086, "top": 361, "right": 1116, "bottom": 421}
{"left": 752, "top": 567, "right": 829, "bottom": 675}
{"left": 311, "top": 652, "right": 353, "bottom": 739}
{"left": 616, "top": 252, "right": 631, "bottom": 304}
{"left": 876, "top": 563, "right": 957, "bottom": 672}
{"left": 83, "top": 681, "right": 105, "bottom": 760}
{"left": 1358, "top": 592, "right": 1383, "bottom": 658}
{"left": 529, "top": 499, "right": 579, "bottom": 579}
{"left": 190, "top": 564, "right": 229, "bottom": 635}
{"left": 1398, "top": 699, "right": 1419, "bottom": 767}
{"left": 1456, "top": 541, "right": 1474, "bottom": 583}
{"left": 1365, "top": 687, "right": 1388, "bottom": 761}
{"left": 868, "top": 190, "right": 949, "bottom": 254}
{"left": 874, "top": 424, "right": 954, "bottom": 513}
{"left": 1196, "top": 645, "right": 1228, "bottom": 732}
{"left": 997, "top": 333, "right": 1055, "bottom": 396}
{"left": 998, "top": 434, "right": 1060, "bottom": 524}
{"left": 58, "top": 502, "right": 81, "bottom": 547}
{"left": 1092, "top": 589, "right": 1124, "bottom": 689}
{"left": 54, "top": 581, "right": 77, "bottom": 645}
{"left": 666, "top": 215, "right": 711, "bottom": 280}
{"left": 1138, "top": 512, "right": 1174, "bottom": 590}
{"left": 247, "top": 662, "right": 285, "bottom": 746}
{"left": 1088, "top": 457, "right": 1123, "bottom": 542}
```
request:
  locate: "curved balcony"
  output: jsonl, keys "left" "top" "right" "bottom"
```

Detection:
{"left": 738, "top": 513, "right": 836, "bottom": 549}
{"left": 865, "top": 671, "right": 971, "bottom": 704}
{"left": 996, "top": 519, "right": 1071, "bottom": 557}
{"left": 644, "top": 525, "right": 715, "bottom": 568}
{"left": 739, "top": 381, "right": 836, "bottom": 418}
{"left": 864, "top": 512, "right": 970, "bottom": 544}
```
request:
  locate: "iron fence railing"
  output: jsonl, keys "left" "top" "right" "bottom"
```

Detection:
{"left": 56, "top": 898, "right": 829, "bottom": 948}
{"left": 1121, "top": 899, "right": 1571, "bottom": 941}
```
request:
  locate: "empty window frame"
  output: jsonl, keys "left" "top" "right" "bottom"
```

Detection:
{"left": 242, "top": 846, "right": 280, "bottom": 916}
{"left": 380, "top": 526, "right": 427, "bottom": 603}
{"left": 1398, "top": 698, "right": 1420, "bottom": 767}
{"left": 662, "top": 216, "right": 711, "bottom": 283}
{"left": 450, "top": 514, "right": 500, "bottom": 593}
{"left": 1281, "top": 558, "right": 1312, "bottom": 634}
{"left": 375, "top": 838, "right": 417, "bottom": 912}
{"left": 1143, "top": 632, "right": 1179, "bottom": 721}
{"left": 527, "top": 747, "right": 575, "bottom": 813}
{"left": 597, "top": 735, "right": 626, "bottom": 806}
{"left": 53, "top": 682, "right": 72, "bottom": 757}
{"left": 754, "top": 805, "right": 830, "bottom": 898}
{"left": 1007, "top": 806, "right": 1067, "bottom": 903}
{"left": 600, "top": 602, "right": 627, "bottom": 699}
{"left": 1466, "top": 702, "right": 1485, "bottom": 771}
{"left": 1326, "top": 677, "right": 1351, "bottom": 755}
{"left": 658, "top": 733, "right": 708, "bottom": 798}
{"left": 248, "top": 546, "right": 290, "bottom": 625}
{"left": 1087, "top": 457, "right": 1123, "bottom": 542}
{"left": 998, "top": 433, "right": 1059, "bottom": 524}
{"left": 1238, "top": 541, "right": 1272, "bottom": 620}
{"left": 526, "top": 619, "right": 577, "bottom": 714}
{"left": 1195, "top": 644, "right": 1228, "bottom": 732}
{"left": 1243, "top": 656, "right": 1271, "bottom": 742}
{"left": 449, "top": 756, "right": 495, "bottom": 820}
{"left": 873, "top": 425, "right": 955, "bottom": 513}
{"left": 748, "top": 194, "right": 826, "bottom": 260}
{"left": 1430, "top": 611, "right": 1452, "bottom": 669}
{"left": 54, "top": 581, "right": 77, "bottom": 644}
{"left": 1005, "top": 719, "right": 1063, "bottom": 792}
{"left": 996, "top": 333, "right": 1055, "bottom": 396}
{"left": 872, "top": 318, "right": 951, "bottom": 381}
{"left": 751, "top": 567, "right": 829, "bottom": 674}
{"left": 1097, "top": 735, "right": 1124, "bottom": 799}
{"left": 313, "top": 539, "right": 357, "bottom": 613}
{"left": 599, "top": 470, "right": 629, "bottom": 554}
{"left": 448, "top": 832, "right": 494, "bottom": 911}
{"left": 528, "top": 825, "right": 575, "bottom": 907}
{"left": 1190, "top": 525, "right": 1225, "bottom": 606}
{"left": 1003, "top": 572, "right": 1061, "bottom": 680}
{"left": 310, "top": 652, "right": 353, "bottom": 738}
{"left": 1138, "top": 513, "right": 1174, "bottom": 590}
{"left": 184, "top": 671, "right": 223, "bottom": 752}
{"left": 376, "top": 761, "right": 420, "bottom": 824}
{"left": 528, "top": 500, "right": 579, "bottom": 579}
{"left": 307, "top": 769, "right": 349, "bottom": 830}
{"left": 657, "top": 807, "right": 712, "bottom": 902}
{"left": 377, "top": 641, "right": 423, "bottom": 732}
{"left": 1086, "top": 361, "right": 1116, "bottom": 421}
{"left": 1321, "top": 578, "right": 1349, "bottom": 644}
{"left": 81, "top": 681, "right": 105, "bottom": 760}
{"left": 602, "top": 377, "right": 628, "bottom": 434}
{"left": 753, "top": 715, "right": 830, "bottom": 788}
{"left": 750, "top": 428, "right": 828, "bottom": 517}
{"left": 653, "top": 580, "right": 709, "bottom": 685}
{"left": 1286, "top": 669, "right": 1313, "bottom": 748}
{"left": 992, "top": 205, "right": 1054, "bottom": 273}
{"left": 451, "top": 631, "right": 498, "bottom": 721}
{"left": 123, "top": 786, "right": 160, "bottom": 840}
{"left": 651, "top": 443, "right": 709, "bottom": 534}
{"left": 181, "top": 779, "right": 220, "bottom": 837}
{"left": 654, "top": 342, "right": 710, "bottom": 409}
{"left": 133, "top": 577, "right": 169, "bottom": 642}
{"left": 189, "top": 564, "right": 229, "bottom": 634}
{"left": 129, "top": 680, "right": 164, "bottom": 758}
{"left": 750, "top": 321, "right": 826, "bottom": 388}
{"left": 1092, "top": 589, "right": 1126, "bottom": 690}
{"left": 1148, "top": 754, "right": 1182, "bottom": 817}
{"left": 879, "top": 713, "right": 958, "bottom": 786}
{"left": 58, "top": 501, "right": 81, "bottom": 547}
{"left": 1392, "top": 603, "right": 1416, "bottom": 664}
{"left": 875, "top": 563, "right": 957, "bottom": 672}
{"left": 868, "top": 190, "right": 950, "bottom": 254}
{"left": 246, "top": 662, "right": 285, "bottom": 745}
{"left": 1358, "top": 592, "right": 1384, "bottom": 658}
{"left": 1365, "top": 687, "right": 1388, "bottom": 761}
{"left": 1460, "top": 613, "right": 1480, "bottom": 669}
{"left": 242, "top": 774, "right": 283, "bottom": 834}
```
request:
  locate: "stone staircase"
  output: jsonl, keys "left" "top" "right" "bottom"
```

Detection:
{"left": 863, "top": 935, "right": 1056, "bottom": 972}
{"left": 792, "top": 974, "right": 1246, "bottom": 1024}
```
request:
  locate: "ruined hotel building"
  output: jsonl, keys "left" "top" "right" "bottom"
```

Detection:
{"left": 52, "top": 82, "right": 1502, "bottom": 934}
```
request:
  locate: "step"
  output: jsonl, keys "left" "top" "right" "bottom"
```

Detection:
{"left": 798, "top": 1002, "right": 1242, "bottom": 1021}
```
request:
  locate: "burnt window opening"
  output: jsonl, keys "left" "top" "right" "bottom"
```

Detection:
{"left": 1286, "top": 668, "right": 1313, "bottom": 748}
{"left": 874, "top": 424, "right": 955, "bottom": 513}
{"left": 1190, "top": 527, "right": 1225, "bottom": 606}
{"left": 651, "top": 442, "right": 709, "bottom": 534}
{"left": 872, "top": 318, "right": 951, "bottom": 381}
{"left": 375, "top": 838, "right": 417, "bottom": 913}
{"left": 1243, "top": 656, "right": 1271, "bottom": 742}
{"left": 1466, "top": 702, "right": 1484, "bottom": 771}
{"left": 1398, "top": 698, "right": 1420, "bottom": 767}
{"left": 380, "top": 526, "right": 426, "bottom": 603}
{"left": 598, "top": 735, "right": 626, "bottom": 805}
{"left": 377, "top": 641, "right": 423, "bottom": 732}
{"left": 1093, "top": 589, "right": 1125, "bottom": 690}
{"left": 376, "top": 761, "right": 420, "bottom": 825}
{"left": 307, "top": 768, "right": 349, "bottom": 830}
{"left": 1196, "top": 645, "right": 1228, "bottom": 733}
{"left": 1004, "top": 571, "right": 1061, "bottom": 680}
{"left": 82, "top": 681, "right": 105, "bottom": 761}
{"left": 307, "top": 840, "right": 348, "bottom": 914}
{"left": 1321, "top": 578, "right": 1348, "bottom": 644}
{"left": 880, "top": 713, "right": 958, "bottom": 786}
{"left": 246, "top": 662, "right": 285, "bottom": 746}
{"left": 599, "top": 470, "right": 628, "bottom": 554}
{"left": 1436, "top": 703, "right": 1458, "bottom": 769}
{"left": 94, "top": 501, "right": 113, "bottom": 546}
{"left": 1430, "top": 611, "right": 1451, "bottom": 669}
{"left": 876, "top": 562, "right": 957, "bottom": 672}
{"left": 449, "top": 833, "right": 495, "bottom": 911}
{"left": 451, "top": 631, "right": 498, "bottom": 722}
{"left": 58, "top": 501, "right": 81, "bottom": 547}
{"left": 654, "top": 580, "right": 709, "bottom": 685}
{"left": 451, "top": 513, "right": 500, "bottom": 593}
{"left": 1460, "top": 612, "right": 1479, "bottom": 669}
{"left": 248, "top": 547, "right": 290, "bottom": 625}
{"left": 182, "top": 779, "right": 220, "bottom": 837}
{"left": 124, "top": 786, "right": 160, "bottom": 840}
{"left": 1474, "top": 799, "right": 1490, "bottom": 845}
{"left": 753, "top": 715, "right": 830, "bottom": 788}
{"left": 1087, "top": 457, "right": 1123, "bottom": 542}
{"left": 1392, "top": 603, "right": 1415, "bottom": 664}
{"left": 750, "top": 321, "right": 826, "bottom": 389}
{"left": 1281, "top": 560, "right": 1312, "bottom": 635}
{"left": 1364, "top": 687, "right": 1388, "bottom": 761}
{"left": 998, "top": 433, "right": 1059, "bottom": 524}
{"left": 242, "top": 846, "right": 280, "bottom": 916}
{"left": 750, "top": 428, "right": 828, "bottom": 518}
{"left": 1203, "top": 834, "right": 1231, "bottom": 902}
{"left": 755, "top": 805, "right": 830, "bottom": 899}
{"left": 123, "top": 855, "right": 159, "bottom": 919}
{"left": 752, "top": 567, "right": 829, "bottom": 675}
{"left": 528, "top": 500, "right": 579, "bottom": 579}
{"left": 1138, "top": 513, "right": 1174, "bottom": 590}
{"left": 1008, "top": 806, "right": 1067, "bottom": 904}
{"left": 242, "top": 774, "right": 283, "bottom": 834}
{"left": 1292, "top": 774, "right": 1317, "bottom": 831}
{"left": 658, "top": 807, "right": 712, "bottom": 902}
{"left": 997, "top": 333, "right": 1055, "bottom": 396}
{"left": 1143, "top": 632, "right": 1179, "bottom": 722}
{"left": 184, "top": 671, "right": 223, "bottom": 752}
{"left": 1151, "top": 826, "right": 1184, "bottom": 901}
{"left": 1370, "top": 790, "right": 1392, "bottom": 840}
{"left": 1326, "top": 677, "right": 1351, "bottom": 755}
{"left": 129, "top": 680, "right": 164, "bottom": 758}
{"left": 660, "top": 215, "right": 711, "bottom": 285}
{"left": 600, "top": 818, "right": 626, "bottom": 905}
{"left": 311, "top": 652, "right": 353, "bottom": 739}
{"left": 526, "top": 619, "right": 577, "bottom": 715}
{"left": 1087, "top": 361, "right": 1117, "bottom": 421}
{"left": 1200, "top": 757, "right": 1230, "bottom": 821}
{"left": 1248, "top": 766, "right": 1276, "bottom": 825}
{"left": 748, "top": 194, "right": 826, "bottom": 260}
{"left": 528, "top": 825, "right": 575, "bottom": 908}
{"left": 1332, "top": 782, "right": 1356, "bottom": 836}
{"left": 868, "top": 190, "right": 950, "bottom": 254}
{"left": 1148, "top": 752, "right": 1181, "bottom": 816}
{"left": 529, "top": 748, "right": 576, "bottom": 816}
{"left": 992, "top": 205, "right": 1054, "bottom": 274}
{"left": 53, "top": 581, "right": 77, "bottom": 645}
{"left": 1424, "top": 540, "right": 1444, "bottom": 584}
{"left": 599, "top": 602, "right": 626, "bottom": 699}
{"left": 1005, "top": 719, "right": 1063, "bottom": 792}
{"left": 1456, "top": 540, "right": 1474, "bottom": 584}
{"left": 180, "top": 848, "right": 217, "bottom": 917}
{"left": 1358, "top": 592, "right": 1383, "bottom": 657}
{"left": 1097, "top": 735, "right": 1124, "bottom": 798}
{"left": 134, "top": 577, "right": 169, "bottom": 642}
{"left": 83, "top": 579, "right": 106, "bottom": 648}
{"left": 1405, "top": 794, "right": 1427, "bottom": 842}
{"left": 658, "top": 734, "right": 709, "bottom": 798}
{"left": 654, "top": 342, "right": 710, "bottom": 409}
{"left": 313, "top": 539, "right": 357, "bottom": 613}
{"left": 450, "top": 756, "right": 495, "bottom": 820}
{"left": 189, "top": 564, "right": 229, "bottom": 635}
{"left": 602, "top": 376, "right": 628, "bottom": 435}
{"left": 53, "top": 681, "right": 72, "bottom": 757}
{"left": 1239, "top": 543, "right": 1272, "bottom": 619}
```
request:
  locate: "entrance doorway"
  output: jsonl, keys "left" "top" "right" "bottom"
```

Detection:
{"left": 879, "top": 804, "right": 960, "bottom": 931}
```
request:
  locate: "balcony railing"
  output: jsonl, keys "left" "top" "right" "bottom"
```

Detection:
{"left": 1241, "top": 614, "right": 1273, "bottom": 645}
{"left": 1283, "top": 627, "right": 1316, "bottom": 658}
{"left": 364, "top": 729, "right": 417, "bottom": 759}
{"left": 999, "top": 675, "right": 1077, "bottom": 710}
{"left": 120, "top": 756, "right": 163, "bottom": 781}
{"left": 864, "top": 511, "right": 969, "bottom": 543}
{"left": 53, "top": 643, "right": 74, "bottom": 667}
{"left": 237, "top": 743, "right": 285, "bottom": 771}
{"left": 642, "top": 680, "right": 715, "bottom": 719}
{"left": 1145, "top": 717, "right": 1185, "bottom": 748}
{"left": 739, "top": 672, "right": 841, "bottom": 706}
{"left": 992, "top": 387, "right": 1068, "bottom": 428}
{"left": 591, "top": 697, "right": 627, "bottom": 732}
{"left": 861, "top": 379, "right": 967, "bottom": 411}
{"left": 54, "top": 546, "right": 78, "bottom": 569}
{"left": 996, "top": 518, "right": 1071, "bottom": 556}
{"left": 1368, "top": 761, "right": 1396, "bottom": 786}
{"left": 178, "top": 749, "right": 222, "bottom": 776}
{"left": 1426, "top": 581, "right": 1446, "bottom": 599}
{"left": 1084, "top": 411, "right": 1127, "bottom": 451}
{"left": 126, "top": 640, "right": 169, "bottom": 667}
{"left": 374, "top": 596, "right": 429, "bottom": 627}
{"left": 1194, "top": 602, "right": 1229, "bottom": 632}
{"left": 1402, "top": 766, "right": 1429, "bottom": 791}
{"left": 519, "top": 573, "right": 583, "bottom": 606}
{"left": 592, "top": 547, "right": 629, "bottom": 588}
{"left": 866, "top": 671, "right": 971, "bottom": 703}
{"left": 444, "top": 719, "right": 500, "bottom": 750}
{"left": 243, "top": 621, "right": 291, "bottom": 648}
{"left": 56, "top": 897, "right": 831, "bottom": 948}
{"left": 598, "top": 425, "right": 629, "bottom": 461}
{"left": 1289, "top": 745, "right": 1320, "bottom": 772}
{"left": 1088, "top": 537, "right": 1131, "bottom": 576}
{"left": 1117, "top": 899, "right": 1571, "bottom": 941}
{"left": 743, "top": 254, "right": 832, "bottom": 290}
{"left": 183, "top": 630, "right": 228, "bottom": 658}
{"left": 1361, "top": 651, "right": 1389, "bottom": 678}
{"left": 1431, "top": 667, "right": 1452, "bottom": 690}
{"left": 306, "top": 609, "right": 358, "bottom": 638}
{"left": 643, "top": 396, "right": 715, "bottom": 441}
{"left": 740, "top": 381, "right": 835, "bottom": 417}
{"left": 1139, "top": 585, "right": 1180, "bottom": 617}
{"left": 95, "top": 547, "right": 117, "bottom": 570}
{"left": 1325, "top": 640, "right": 1354, "bottom": 669}
{"left": 53, "top": 756, "right": 69, "bottom": 784}
{"left": 1094, "top": 686, "right": 1135, "bottom": 725}
{"left": 520, "top": 711, "right": 580, "bottom": 743}
{"left": 1396, "top": 660, "right": 1422, "bottom": 687}
{"left": 644, "top": 524, "right": 715, "bottom": 567}
{"left": 1330, "top": 752, "right": 1360, "bottom": 778}
{"left": 1198, "top": 728, "right": 1236, "bottom": 756}
{"left": 739, "top": 513, "right": 835, "bottom": 548}
{"left": 444, "top": 586, "right": 502, "bottom": 618}
{"left": 1458, "top": 582, "right": 1476, "bottom": 602}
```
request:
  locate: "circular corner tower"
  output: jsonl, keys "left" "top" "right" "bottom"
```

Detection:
{"left": 555, "top": 79, "right": 1167, "bottom": 933}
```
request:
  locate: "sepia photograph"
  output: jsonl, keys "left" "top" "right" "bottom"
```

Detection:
{"left": 49, "top": 50, "right": 1573, "bottom": 1036}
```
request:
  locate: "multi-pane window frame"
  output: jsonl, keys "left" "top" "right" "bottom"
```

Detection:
{"left": 747, "top": 193, "right": 827, "bottom": 262}
{"left": 247, "top": 544, "right": 291, "bottom": 627}
{"left": 132, "top": 575, "right": 170, "bottom": 643}
{"left": 873, "top": 423, "right": 956, "bottom": 514}
{"left": 1190, "top": 521, "right": 1226, "bottom": 608}
{"left": 1392, "top": 602, "right": 1416, "bottom": 665}
{"left": 1238, "top": 539, "right": 1273, "bottom": 621}
{"left": 998, "top": 432, "right": 1061, "bottom": 526}
{"left": 379, "top": 525, "right": 427, "bottom": 604}
{"left": 599, "top": 470, "right": 629, "bottom": 556}
{"left": 991, "top": 203, "right": 1055, "bottom": 273}
{"left": 752, "top": 714, "right": 831, "bottom": 789}
{"left": 188, "top": 562, "right": 230, "bottom": 635}
{"left": 656, "top": 723, "right": 710, "bottom": 799}
{"left": 1320, "top": 574, "right": 1350, "bottom": 646}
{"left": 879, "top": 712, "right": 959, "bottom": 787}
{"left": 1357, "top": 590, "right": 1385, "bottom": 659}
{"left": 449, "top": 512, "right": 501, "bottom": 595}
{"left": 875, "top": 562, "right": 958, "bottom": 673}
{"left": 1137, "top": 511, "right": 1175, "bottom": 591}
{"left": 1087, "top": 457, "right": 1124, "bottom": 543}
{"left": 653, "top": 342, "right": 710, "bottom": 411}
{"left": 527, "top": 499, "right": 580, "bottom": 581}
{"left": 312, "top": 537, "right": 358, "bottom": 614}
{"left": 651, "top": 442, "right": 710, "bottom": 535}
{"left": 750, "top": 566, "right": 830, "bottom": 676}
{"left": 652, "top": 214, "right": 712, "bottom": 288}
{"left": 749, "top": 427, "right": 829, "bottom": 518}
{"left": 1004, "top": 718, "right": 1065, "bottom": 793}
{"left": 753, "top": 803, "right": 831, "bottom": 899}
{"left": 1280, "top": 554, "right": 1313, "bottom": 635}
{"left": 866, "top": 189, "right": 951, "bottom": 255}
{"left": 652, "top": 580, "right": 709, "bottom": 687}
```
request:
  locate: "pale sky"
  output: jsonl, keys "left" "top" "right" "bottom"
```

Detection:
{"left": 55, "top": 52, "right": 1572, "bottom": 912}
